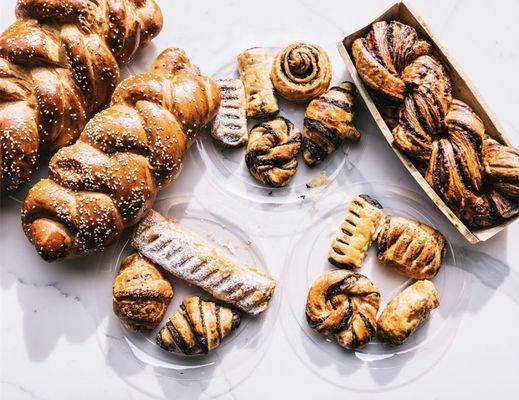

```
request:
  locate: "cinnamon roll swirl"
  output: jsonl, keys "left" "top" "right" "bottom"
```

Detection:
{"left": 271, "top": 42, "right": 332, "bottom": 102}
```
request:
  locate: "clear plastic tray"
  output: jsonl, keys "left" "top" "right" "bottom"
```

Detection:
{"left": 280, "top": 182, "right": 470, "bottom": 391}
{"left": 94, "top": 195, "right": 280, "bottom": 397}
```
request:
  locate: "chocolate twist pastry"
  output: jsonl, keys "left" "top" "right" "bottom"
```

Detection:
{"left": 352, "top": 20, "right": 519, "bottom": 228}
{"left": 0, "top": 0, "right": 163, "bottom": 193}
{"left": 306, "top": 270, "right": 380, "bottom": 349}
{"left": 245, "top": 117, "right": 302, "bottom": 187}
{"left": 113, "top": 253, "right": 173, "bottom": 331}
{"left": 157, "top": 296, "right": 241, "bottom": 355}
{"left": 302, "top": 82, "right": 360, "bottom": 166}
{"left": 22, "top": 49, "right": 220, "bottom": 261}
{"left": 271, "top": 42, "right": 332, "bottom": 102}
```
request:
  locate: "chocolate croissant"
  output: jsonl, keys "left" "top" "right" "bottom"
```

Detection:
{"left": 245, "top": 117, "right": 302, "bottom": 187}
{"left": 113, "top": 253, "right": 173, "bottom": 331}
{"left": 157, "top": 296, "right": 241, "bottom": 355}
{"left": 352, "top": 20, "right": 519, "bottom": 228}
{"left": 271, "top": 42, "right": 332, "bottom": 102}
{"left": 306, "top": 270, "right": 380, "bottom": 349}
{"left": 302, "top": 82, "right": 360, "bottom": 166}
{"left": 376, "top": 216, "right": 446, "bottom": 280}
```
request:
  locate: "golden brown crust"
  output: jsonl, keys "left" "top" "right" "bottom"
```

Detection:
{"left": 0, "top": 0, "right": 163, "bottom": 193}
{"left": 302, "top": 82, "right": 360, "bottom": 166}
{"left": 377, "top": 280, "right": 439, "bottom": 345}
{"left": 328, "top": 194, "right": 384, "bottom": 270}
{"left": 22, "top": 49, "right": 221, "bottom": 261}
{"left": 376, "top": 216, "right": 446, "bottom": 280}
{"left": 271, "top": 42, "right": 331, "bottom": 102}
{"left": 245, "top": 117, "right": 302, "bottom": 187}
{"left": 113, "top": 253, "right": 173, "bottom": 331}
{"left": 157, "top": 296, "right": 241, "bottom": 355}
{"left": 306, "top": 270, "right": 380, "bottom": 349}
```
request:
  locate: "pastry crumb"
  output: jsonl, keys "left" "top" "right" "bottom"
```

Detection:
{"left": 306, "top": 171, "right": 330, "bottom": 188}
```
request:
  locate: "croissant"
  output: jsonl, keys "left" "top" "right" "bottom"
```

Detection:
{"left": 302, "top": 82, "right": 360, "bottom": 166}
{"left": 352, "top": 21, "right": 519, "bottom": 228}
{"left": 157, "top": 296, "right": 241, "bottom": 355}
{"left": 113, "top": 253, "right": 173, "bottom": 331}
{"left": 245, "top": 117, "right": 302, "bottom": 187}
{"left": 0, "top": 0, "right": 163, "bottom": 193}
{"left": 306, "top": 270, "right": 380, "bottom": 349}
{"left": 21, "top": 48, "right": 221, "bottom": 261}
{"left": 271, "top": 42, "right": 332, "bottom": 102}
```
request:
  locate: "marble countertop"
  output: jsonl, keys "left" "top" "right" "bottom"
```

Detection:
{"left": 1, "top": 0, "right": 519, "bottom": 399}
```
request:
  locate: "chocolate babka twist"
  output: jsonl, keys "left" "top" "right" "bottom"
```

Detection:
{"left": 306, "top": 270, "right": 380, "bottom": 349}
{"left": 157, "top": 296, "right": 241, "bottom": 355}
{"left": 271, "top": 42, "right": 332, "bottom": 102}
{"left": 302, "top": 82, "right": 361, "bottom": 166}
{"left": 245, "top": 117, "right": 302, "bottom": 187}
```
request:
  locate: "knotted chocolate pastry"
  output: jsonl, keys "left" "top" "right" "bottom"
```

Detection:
{"left": 113, "top": 253, "right": 173, "bottom": 331}
{"left": 352, "top": 21, "right": 519, "bottom": 228}
{"left": 245, "top": 117, "right": 302, "bottom": 187}
{"left": 157, "top": 296, "right": 241, "bottom": 355}
{"left": 271, "top": 42, "right": 332, "bottom": 102}
{"left": 306, "top": 270, "right": 380, "bottom": 349}
{"left": 303, "top": 82, "right": 360, "bottom": 166}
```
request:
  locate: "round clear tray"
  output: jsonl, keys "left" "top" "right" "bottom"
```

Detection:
{"left": 94, "top": 195, "right": 280, "bottom": 397}
{"left": 280, "top": 182, "right": 470, "bottom": 391}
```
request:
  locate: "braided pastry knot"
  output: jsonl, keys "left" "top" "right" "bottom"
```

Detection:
{"left": 245, "top": 117, "right": 302, "bottom": 187}
{"left": 157, "top": 296, "right": 241, "bottom": 355}
{"left": 0, "top": 0, "right": 163, "bottom": 193}
{"left": 306, "top": 270, "right": 380, "bottom": 349}
{"left": 271, "top": 42, "right": 332, "bottom": 102}
{"left": 353, "top": 20, "right": 519, "bottom": 228}
{"left": 21, "top": 48, "right": 221, "bottom": 261}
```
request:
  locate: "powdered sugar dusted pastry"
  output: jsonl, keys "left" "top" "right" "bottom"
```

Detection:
{"left": 210, "top": 79, "right": 248, "bottom": 147}
{"left": 131, "top": 211, "right": 277, "bottom": 315}
{"left": 328, "top": 194, "right": 384, "bottom": 269}
{"left": 377, "top": 280, "right": 439, "bottom": 345}
{"left": 237, "top": 47, "right": 279, "bottom": 118}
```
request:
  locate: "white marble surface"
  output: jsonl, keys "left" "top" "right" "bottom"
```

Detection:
{"left": 1, "top": 0, "right": 519, "bottom": 399}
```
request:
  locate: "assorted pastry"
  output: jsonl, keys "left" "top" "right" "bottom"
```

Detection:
{"left": 306, "top": 193, "right": 445, "bottom": 348}
{"left": 352, "top": 20, "right": 519, "bottom": 228}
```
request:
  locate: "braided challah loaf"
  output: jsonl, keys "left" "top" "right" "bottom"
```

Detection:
{"left": 353, "top": 21, "right": 519, "bottom": 228}
{"left": 0, "top": 0, "right": 163, "bottom": 193}
{"left": 21, "top": 48, "right": 221, "bottom": 261}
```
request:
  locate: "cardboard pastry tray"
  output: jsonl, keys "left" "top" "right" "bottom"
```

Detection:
{"left": 337, "top": 1, "right": 517, "bottom": 243}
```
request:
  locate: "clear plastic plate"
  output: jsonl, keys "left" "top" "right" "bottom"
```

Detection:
{"left": 94, "top": 195, "right": 280, "bottom": 397}
{"left": 280, "top": 182, "right": 470, "bottom": 391}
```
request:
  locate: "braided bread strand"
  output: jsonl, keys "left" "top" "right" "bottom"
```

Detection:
{"left": 21, "top": 48, "right": 221, "bottom": 261}
{"left": 0, "top": 0, "right": 163, "bottom": 193}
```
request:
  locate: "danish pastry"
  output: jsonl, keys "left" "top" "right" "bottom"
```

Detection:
{"left": 237, "top": 47, "right": 279, "bottom": 118}
{"left": 328, "top": 195, "right": 384, "bottom": 270}
{"left": 157, "top": 296, "right": 241, "bottom": 355}
{"left": 306, "top": 270, "right": 380, "bottom": 349}
{"left": 377, "top": 280, "right": 439, "bottom": 345}
{"left": 376, "top": 216, "right": 446, "bottom": 280}
{"left": 271, "top": 42, "right": 332, "bottom": 102}
{"left": 302, "top": 82, "right": 360, "bottom": 166}
{"left": 245, "top": 117, "right": 302, "bottom": 187}
{"left": 113, "top": 253, "right": 173, "bottom": 331}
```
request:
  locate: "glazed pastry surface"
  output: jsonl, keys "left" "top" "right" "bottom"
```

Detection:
{"left": 113, "top": 253, "right": 173, "bottom": 331}
{"left": 131, "top": 211, "right": 277, "bottom": 315}
{"left": 210, "top": 78, "right": 248, "bottom": 147}
{"left": 306, "top": 270, "right": 380, "bottom": 349}
{"left": 302, "top": 81, "right": 360, "bottom": 166}
{"left": 237, "top": 47, "right": 279, "bottom": 118}
{"left": 376, "top": 216, "right": 446, "bottom": 279}
{"left": 157, "top": 296, "right": 241, "bottom": 355}
{"left": 271, "top": 42, "right": 332, "bottom": 102}
{"left": 377, "top": 280, "right": 439, "bottom": 345}
{"left": 328, "top": 194, "right": 384, "bottom": 270}
{"left": 245, "top": 117, "right": 302, "bottom": 187}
